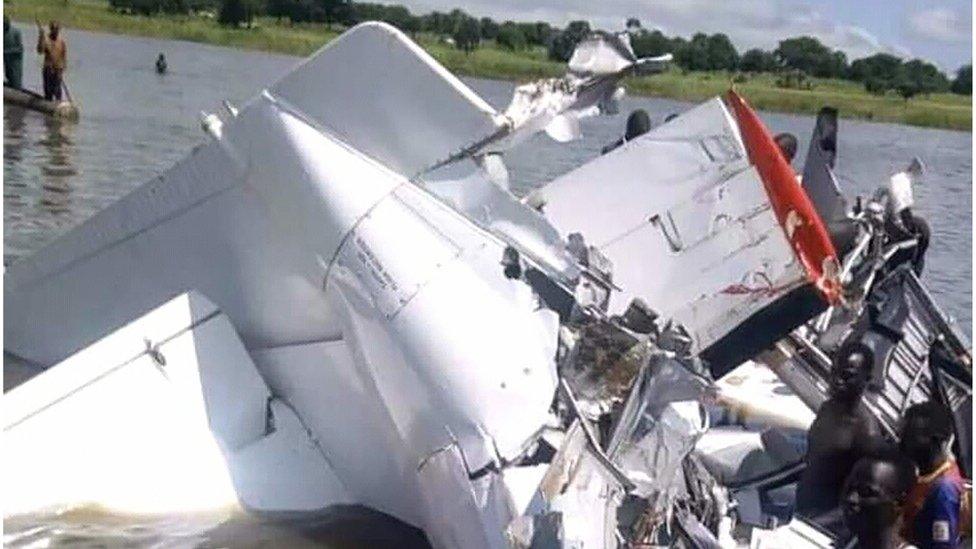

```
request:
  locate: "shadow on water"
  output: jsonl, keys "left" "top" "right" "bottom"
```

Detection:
{"left": 4, "top": 505, "right": 432, "bottom": 548}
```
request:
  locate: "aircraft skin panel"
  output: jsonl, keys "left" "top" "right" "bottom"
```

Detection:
{"left": 4, "top": 292, "right": 351, "bottom": 517}
{"left": 269, "top": 22, "right": 500, "bottom": 177}
{"left": 725, "top": 90, "right": 839, "bottom": 304}
{"left": 3, "top": 95, "right": 411, "bottom": 367}
{"left": 538, "top": 99, "right": 748, "bottom": 251}
{"left": 537, "top": 97, "right": 806, "bottom": 354}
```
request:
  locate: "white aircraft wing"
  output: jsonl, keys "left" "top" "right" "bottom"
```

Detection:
{"left": 269, "top": 22, "right": 501, "bottom": 178}
{"left": 536, "top": 96, "right": 838, "bottom": 373}
{"left": 4, "top": 292, "right": 351, "bottom": 517}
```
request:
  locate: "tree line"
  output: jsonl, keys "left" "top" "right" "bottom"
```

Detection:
{"left": 107, "top": 0, "right": 972, "bottom": 97}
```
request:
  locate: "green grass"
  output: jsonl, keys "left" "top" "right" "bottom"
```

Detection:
{"left": 9, "top": 0, "right": 972, "bottom": 131}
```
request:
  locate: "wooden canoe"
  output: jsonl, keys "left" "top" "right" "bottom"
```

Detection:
{"left": 3, "top": 85, "right": 79, "bottom": 120}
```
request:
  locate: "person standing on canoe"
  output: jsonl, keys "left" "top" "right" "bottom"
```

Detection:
{"left": 4, "top": 16, "right": 24, "bottom": 89}
{"left": 35, "top": 19, "right": 67, "bottom": 102}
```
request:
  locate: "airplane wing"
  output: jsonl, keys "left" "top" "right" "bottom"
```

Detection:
{"left": 4, "top": 292, "right": 351, "bottom": 517}
{"left": 536, "top": 93, "right": 839, "bottom": 375}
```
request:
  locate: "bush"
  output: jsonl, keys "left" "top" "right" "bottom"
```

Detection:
{"left": 864, "top": 77, "right": 889, "bottom": 95}
{"left": 496, "top": 23, "right": 526, "bottom": 51}
{"left": 452, "top": 16, "right": 480, "bottom": 53}
{"left": 776, "top": 69, "right": 812, "bottom": 90}
{"left": 218, "top": 0, "right": 257, "bottom": 26}
{"left": 951, "top": 65, "right": 972, "bottom": 95}
{"left": 739, "top": 48, "right": 778, "bottom": 72}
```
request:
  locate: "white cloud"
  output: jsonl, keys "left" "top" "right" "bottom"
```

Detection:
{"left": 395, "top": 0, "right": 911, "bottom": 61}
{"left": 907, "top": 7, "right": 971, "bottom": 44}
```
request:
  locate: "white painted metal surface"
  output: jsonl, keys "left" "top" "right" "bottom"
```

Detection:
{"left": 3, "top": 22, "right": 877, "bottom": 548}
{"left": 4, "top": 24, "right": 565, "bottom": 546}
{"left": 4, "top": 293, "right": 349, "bottom": 517}
{"left": 537, "top": 98, "right": 807, "bottom": 354}
{"left": 270, "top": 22, "right": 500, "bottom": 178}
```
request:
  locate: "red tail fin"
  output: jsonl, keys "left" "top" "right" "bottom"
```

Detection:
{"left": 725, "top": 90, "right": 841, "bottom": 304}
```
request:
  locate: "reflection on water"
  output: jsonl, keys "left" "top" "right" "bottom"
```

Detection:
{"left": 4, "top": 106, "right": 79, "bottom": 263}
{"left": 4, "top": 504, "right": 431, "bottom": 548}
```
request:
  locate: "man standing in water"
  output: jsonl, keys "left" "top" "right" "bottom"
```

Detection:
{"left": 35, "top": 19, "right": 67, "bottom": 101}
{"left": 797, "top": 341, "right": 884, "bottom": 524}
{"left": 4, "top": 16, "right": 24, "bottom": 89}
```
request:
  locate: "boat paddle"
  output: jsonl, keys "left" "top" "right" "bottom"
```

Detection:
{"left": 60, "top": 77, "right": 73, "bottom": 104}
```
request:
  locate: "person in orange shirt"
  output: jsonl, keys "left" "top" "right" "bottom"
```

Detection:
{"left": 35, "top": 20, "right": 67, "bottom": 101}
{"left": 899, "top": 401, "right": 969, "bottom": 549}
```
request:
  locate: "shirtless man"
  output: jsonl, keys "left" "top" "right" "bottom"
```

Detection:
{"left": 36, "top": 20, "right": 67, "bottom": 101}
{"left": 797, "top": 341, "right": 884, "bottom": 521}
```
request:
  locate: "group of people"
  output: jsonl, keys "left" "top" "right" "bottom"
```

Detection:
{"left": 3, "top": 17, "right": 68, "bottom": 102}
{"left": 797, "top": 342, "right": 969, "bottom": 548}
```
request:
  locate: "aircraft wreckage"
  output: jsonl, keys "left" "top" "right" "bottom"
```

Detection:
{"left": 4, "top": 23, "right": 971, "bottom": 548}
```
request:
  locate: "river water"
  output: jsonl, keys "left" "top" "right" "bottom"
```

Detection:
{"left": 3, "top": 27, "right": 972, "bottom": 547}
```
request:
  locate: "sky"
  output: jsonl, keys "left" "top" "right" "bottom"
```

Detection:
{"left": 389, "top": 0, "right": 973, "bottom": 73}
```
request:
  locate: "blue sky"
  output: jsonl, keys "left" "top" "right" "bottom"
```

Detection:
{"left": 393, "top": 0, "right": 972, "bottom": 72}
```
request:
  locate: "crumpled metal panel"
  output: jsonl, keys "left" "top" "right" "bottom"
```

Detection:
{"left": 269, "top": 22, "right": 500, "bottom": 177}
{"left": 538, "top": 98, "right": 808, "bottom": 355}
{"left": 608, "top": 357, "right": 710, "bottom": 506}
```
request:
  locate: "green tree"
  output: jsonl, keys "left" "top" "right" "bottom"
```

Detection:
{"left": 901, "top": 59, "right": 950, "bottom": 95}
{"left": 218, "top": 0, "right": 257, "bottom": 26}
{"left": 453, "top": 16, "right": 481, "bottom": 53}
{"left": 674, "top": 33, "right": 710, "bottom": 71}
{"left": 848, "top": 53, "right": 902, "bottom": 83}
{"left": 519, "top": 21, "right": 553, "bottom": 47}
{"left": 496, "top": 22, "right": 527, "bottom": 51}
{"left": 894, "top": 73, "right": 920, "bottom": 100}
{"left": 630, "top": 29, "right": 672, "bottom": 58}
{"left": 775, "top": 36, "right": 842, "bottom": 77}
{"left": 739, "top": 48, "right": 778, "bottom": 72}
{"left": 705, "top": 33, "right": 739, "bottom": 70}
{"left": 547, "top": 20, "right": 591, "bottom": 62}
{"left": 951, "top": 64, "right": 972, "bottom": 95}
{"left": 421, "top": 11, "right": 453, "bottom": 35}
{"left": 864, "top": 77, "right": 889, "bottom": 95}
{"left": 479, "top": 17, "right": 499, "bottom": 40}
{"left": 817, "top": 50, "right": 848, "bottom": 79}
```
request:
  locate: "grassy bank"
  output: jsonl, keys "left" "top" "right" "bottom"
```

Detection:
{"left": 8, "top": 0, "right": 972, "bottom": 131}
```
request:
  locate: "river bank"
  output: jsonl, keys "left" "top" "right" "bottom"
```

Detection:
{"left": 7, "top": 0, "right": 972, "bottom": 131}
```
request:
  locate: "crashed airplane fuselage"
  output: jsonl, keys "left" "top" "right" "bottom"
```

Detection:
{"left": 4, "top": 22, "right": 968, "bottom": 549}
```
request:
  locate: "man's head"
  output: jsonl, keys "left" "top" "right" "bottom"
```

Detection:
{"left": 900, "top": 400, "right": 954, "bottom": 471}
{"left": 774, "top": 132, "right": 798, "bottom": 163}
{"left": 625, "top": 109, "right": 651, "bottom": 141}
{"left": 842, "top": 452, "right": 916, "bottom": 539}
{"left": 830, "top": 341, "right": 872, "bottom": 401}
{"left": 48, "top": 21, "right": 60, "bottom": 39}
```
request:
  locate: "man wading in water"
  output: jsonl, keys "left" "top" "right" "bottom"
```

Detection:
{"left": 36, "top": 20, "right": 67, "bottom": 102}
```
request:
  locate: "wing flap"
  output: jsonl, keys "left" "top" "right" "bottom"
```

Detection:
{"left": 4, "top": 292, "right": 350, "bottom": 517}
